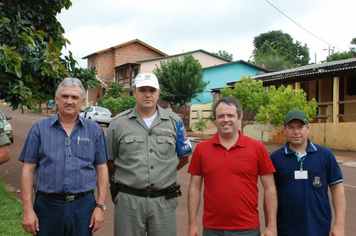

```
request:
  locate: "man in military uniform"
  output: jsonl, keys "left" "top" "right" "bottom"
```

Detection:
{"left": 106, "top": 73, "right": 193, "bottom": 236}
{"left": 0, "top": 119, "right": 10, "bottom": 165}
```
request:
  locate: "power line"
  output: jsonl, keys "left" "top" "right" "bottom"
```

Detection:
{"left": 266, "top": 0, "right": 346, "bottom": 52}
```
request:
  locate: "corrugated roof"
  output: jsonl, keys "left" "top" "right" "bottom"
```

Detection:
{"left": 252, "top": 58, "right": 356, "bottom": 82}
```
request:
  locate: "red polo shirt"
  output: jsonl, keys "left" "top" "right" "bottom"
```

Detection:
{"left": 188, "top": 131, "right": 275, "bottom": 230}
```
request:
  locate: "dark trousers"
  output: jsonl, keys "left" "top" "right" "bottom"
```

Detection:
{"left": 34, "top": 191, "right": 95, "bottom": 236}
{"left": 203, "top": 227, "right": 260, "bottom": 236}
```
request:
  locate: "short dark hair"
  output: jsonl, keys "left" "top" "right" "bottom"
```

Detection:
{"left": 213, "top": 97, "right": 242, "bottom": 119}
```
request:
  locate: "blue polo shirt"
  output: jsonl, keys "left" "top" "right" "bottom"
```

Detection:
{"left": 19, "top": 113, "right": 109, "bottom": 194}
{"left": 270, "top": 140, "right": 343, "bottom": 236}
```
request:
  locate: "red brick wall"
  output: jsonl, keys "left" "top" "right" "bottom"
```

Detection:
{"left": 88, "top": 42, "right": 164, "bottom": 81}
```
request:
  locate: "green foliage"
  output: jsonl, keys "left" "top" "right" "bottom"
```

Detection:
{"left": 325, "top": 51, "right": 355, "bottom": 62}
{"left": 153, "top": 53, "right": 207, "bottom": 112}
{"left": 102, "top": 96, "right": 136, "bottom": 116}
{"left": 252, "top": 30, "right": 310, "bottom": 67}
{"left": 103, "top": 82, "right": 125, "bottom": 99}
{"left": 63, "top": 51, "right": 100, "bottom": 91}
{"left": 221, "top": 76, "right": 269, "bottom": 133}
{"left": 0, "top": 0, "right": 97, "bottom": 112}
{"left": 212, "top": 50, "right": 233, "bottom": 62}
{"left": 0, "top": 178, "right": 30, "bottom": 235}
{"left": 254, "top": 54, "right": 293, "bottom": 71}
{"left": 255, "top": 85, "right": 317, "bottom": 129}
{"left": 191, "top": 111, "right": 208, "bottom": 139}
{"left": 100, "top": 82, "right": 136, "bottom": 115}
{"left": 0, "top": 0, "right": 73, "bottom": 110}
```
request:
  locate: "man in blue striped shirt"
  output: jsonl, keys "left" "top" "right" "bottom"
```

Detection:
{"left": 19, "top": 78, "right": 109, "bottom": 236}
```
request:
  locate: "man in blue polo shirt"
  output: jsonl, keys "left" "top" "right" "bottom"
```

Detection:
{"left": 270, "top": 109, "right": 346, "bottom": 236}
{"left": 19, "top": 78, "right": 109, "bottom": 236}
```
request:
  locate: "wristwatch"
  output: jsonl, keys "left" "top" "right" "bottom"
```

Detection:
{"left": 96, "top": 203, "right": 106, "bottom": 211}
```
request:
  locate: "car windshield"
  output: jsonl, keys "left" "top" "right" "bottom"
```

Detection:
{"left": 95, "top": 107, "right": 110, "bottom": 113}
{"left": 0, "top": 111, "right": 5, "bottom": 120}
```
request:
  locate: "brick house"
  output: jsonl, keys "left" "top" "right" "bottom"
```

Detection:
{"left": 82, "top": 39, "right": 168, "bottom": 105}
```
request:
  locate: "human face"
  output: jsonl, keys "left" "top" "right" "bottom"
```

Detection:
{"left": 215, "top": 102, "right": 240, "bottom": 138}
{"left": 55, "top": 85, "right": 84, "bottom": 118}
{"left": 283, "top": 119, "right": 310, "bottom": 150}
{"left": 133, "top": 86, "right": 161, "bottom": 114}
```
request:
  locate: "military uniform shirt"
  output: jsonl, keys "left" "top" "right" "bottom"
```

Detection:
{"left": 106, "top": 106, "right": 192, "bottom": 190}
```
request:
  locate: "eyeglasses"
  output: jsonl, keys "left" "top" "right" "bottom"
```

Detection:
{"left": 65, "top": 138, "right": 71, "bottom": 155}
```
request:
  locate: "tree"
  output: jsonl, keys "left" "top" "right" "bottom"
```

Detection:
{"left": 99, "top": 82, "right": 136, "bottom": 116}
{"left": 191, "top": 111, "right": 208, "bottom": 139}
{"left": 0, "top": 0, "right": 98, "bottom": 112}
{"left": 255, "top": 85, "right": 317, "bottom": 129}
{"left": 325, "top": 51, "right": 355, "bottom": 62}
{"left": 153, "top": 53, "right": 207, "bottom": 114}
{"left": 325, "top": 37, "right": 356, "bottom": 62}
{"left": 252, "top": 30, "right": 310, "bottom": 67}
{"left": 220, "top": 76, "right": 269, "bottom": 133}
{"left": 212, "top": 50, "right": 233, "bottom": 62}
{"left": 254, "top": 54, "right": 293, "bottom": 71}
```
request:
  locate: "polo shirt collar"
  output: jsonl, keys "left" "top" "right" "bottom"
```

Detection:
{"left": 284, "top": 139, "right": 318, "bottom": 155}
{"left": 212, "top": 130, "right": 247, "bottom": 148}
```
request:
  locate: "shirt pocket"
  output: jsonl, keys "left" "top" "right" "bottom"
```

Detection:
{"left": 308, "top": 170, "right": 327, "bottom": 191}
{"left": 157, "top": 135, "right": 176, "bottom": 160}
{"left": 121, "top": 135, "right": 145, "bottom": 156}
{"left": 74, "top": 140, "right": 93, "bottom": 161}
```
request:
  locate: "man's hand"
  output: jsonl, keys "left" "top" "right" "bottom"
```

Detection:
{"left": 22, "top": 209, "right": 39, "bottom": 235}
{"left": 188, "top": 224, "right": 199, "bottom": 236}
{"left": 261, "top": 225, "right": 277, "bottom": 236}
{"left": 329, "top": 223, "right": 345, "bottom": 236}
{"left": 89, "top": 207, "right": 104, "bottom": 233}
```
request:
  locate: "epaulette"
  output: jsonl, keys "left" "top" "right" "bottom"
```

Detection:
{"left": 164, "top": 109, "right": 182, "bottom": 123}
{"left": 112, "top": 108, "right": 133, "bottom": 121}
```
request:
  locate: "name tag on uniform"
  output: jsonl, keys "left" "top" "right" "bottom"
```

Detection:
{"left": 294, "top": 170, "right": 308, "bottom": 179}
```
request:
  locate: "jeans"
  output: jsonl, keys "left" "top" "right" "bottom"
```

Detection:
{"left": 34, "top": 191, "right": 96, "bottom": 236}
{"left": 203, "top": 227, "right": 260, "bottom": 236}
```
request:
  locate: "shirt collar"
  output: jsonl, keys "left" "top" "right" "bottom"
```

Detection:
{"left": 128, "top": 105, "right": 170, "bottom": 120}
{"left": 284, "top": 139, "right": 318, "bottom": 155}
{"left": 212, "top": 130, "right": 247, "bottom": 148}
{"left": 49, "top": 113, "right": 85, "bottom": 127}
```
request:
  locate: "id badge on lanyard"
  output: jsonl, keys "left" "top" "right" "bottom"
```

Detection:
{"left": 294, "top": 153, "right": 308, "bottom": 179}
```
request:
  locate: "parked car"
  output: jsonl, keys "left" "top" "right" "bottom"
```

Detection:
{"left": 0, "top": 110, "right": 13, "bottom": 143}
{"left": 80, "top": 106, "right": 113, "bottom": 127}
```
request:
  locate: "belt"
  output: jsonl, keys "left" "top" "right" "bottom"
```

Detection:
{"left": 118, "top": 185, "right": 167, "bottom": 198}
{"left": 37, "top": 190, "right": 93, "bottom": 202}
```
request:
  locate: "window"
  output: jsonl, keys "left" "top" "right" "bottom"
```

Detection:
{"left": 346, "top": 75, "right": 356, "bottom": 96}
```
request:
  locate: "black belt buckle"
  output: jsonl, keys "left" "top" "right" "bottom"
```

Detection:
{"left": 146, "top": 188, "right": 152, "bottom": 197}
{"left": 66, "top": 195, "right": 75, "bottom": 201}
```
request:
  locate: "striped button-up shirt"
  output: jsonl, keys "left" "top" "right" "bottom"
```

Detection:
{"left": 19, "top": 113, "right": 109, "bottom": 194}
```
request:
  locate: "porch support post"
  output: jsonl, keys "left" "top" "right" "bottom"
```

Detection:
{"left": 333, "top": 77, "right": 339, "bottom": 123}
{"left": 295, "top": 82, "right": 301, "bottom": 91}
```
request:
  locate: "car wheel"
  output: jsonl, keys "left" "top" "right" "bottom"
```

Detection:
{"left": 88, "top": 117, "right": 92, "bottom": 120}
{"left": 10, "top": 137, "right": 13, "bottom": 143}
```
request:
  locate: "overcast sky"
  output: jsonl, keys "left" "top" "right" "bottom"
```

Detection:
{"left": 57, "top": 0, "right": 355, "bottom": 68}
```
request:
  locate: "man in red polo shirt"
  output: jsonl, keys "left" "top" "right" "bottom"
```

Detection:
{"left": 187, "top": 97, "right": 277, "bottom": 236}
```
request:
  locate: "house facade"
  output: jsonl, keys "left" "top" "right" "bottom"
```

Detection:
{"left": 113, "top": 49, "right": 230, "bottom": 93}
{"left": 191, "top": 58, "right": 356, "bottom": 151}
{"left": 191, "top": 60, "right": 269, "bottom": 104}
{"left": 82, "top": 39, "right": 168, "bottom": 105}
{"left": 241, "top": 58, "right": 356, "bottom": 151}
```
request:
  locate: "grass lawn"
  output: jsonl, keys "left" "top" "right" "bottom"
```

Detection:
{"left": 0, "top": 177, "right": 30, "bottom": 236}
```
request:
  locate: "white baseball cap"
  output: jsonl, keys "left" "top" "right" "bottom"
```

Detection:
{"left": 134, "top": 73, "right": 160, "bottom": 90}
